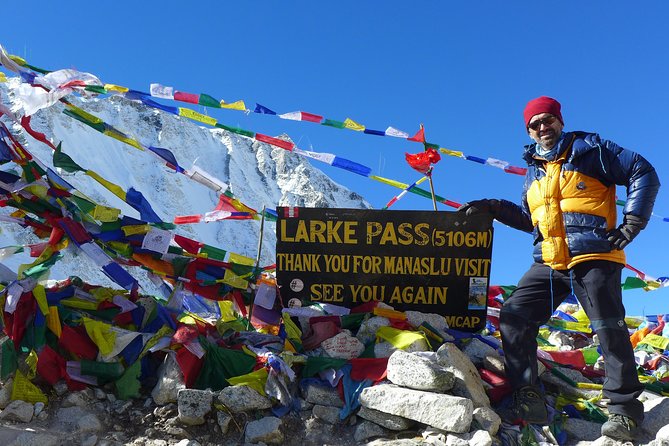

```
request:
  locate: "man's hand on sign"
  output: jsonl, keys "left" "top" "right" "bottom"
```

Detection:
{"left": 457, "top": 199, "right": 500, "bottom": 217}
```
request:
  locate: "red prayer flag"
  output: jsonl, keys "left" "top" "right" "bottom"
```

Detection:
{"left": 503, "top": 165, "right": 528, "bottom": 176}
{"left": 174, "top": 234, "right": 202, "bottom": 254}
{"left": 176, "top": 347, "right": 204, "bottom": 388}
{"left": 173, "top": 91, "right": 200, "bottom": 105}
{"left": 300, "top": 112, "right": 323, "bottom": 123}
{"left": 59, "top": 325, "right": 98, "bottom": 360}
{"left": 405, "top": 148, "right": 441, "bottom": 174}
{"left": 174, "top": 215, "right": 202, "bottom": 224}
{"left": 37, "top": 345, "right": 66, "bottom": 385}
{"left": 407, "top": 127, "right": 425, "bottom": 142}
{"left": 255, "top": 133, "right": 295, "bottom": 151}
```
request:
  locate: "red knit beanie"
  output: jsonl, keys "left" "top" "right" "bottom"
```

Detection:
{"left": 523, "top": 96, "right": 563, "bottom": 128}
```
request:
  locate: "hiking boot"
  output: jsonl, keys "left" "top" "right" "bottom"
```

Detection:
{"left": 601, "top": 414, "right": 638, "bottom": 442}
{"left": 499, "top": 385, "right": 548, "bottom": 425}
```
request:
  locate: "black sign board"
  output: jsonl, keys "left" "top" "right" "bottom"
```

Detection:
{"left": 275, "top": 207, "right": 493, "bottom": 331}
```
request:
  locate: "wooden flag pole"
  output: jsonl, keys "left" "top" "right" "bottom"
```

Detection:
{"left": 421, "top": 124, "right": 438, "bottom": 211}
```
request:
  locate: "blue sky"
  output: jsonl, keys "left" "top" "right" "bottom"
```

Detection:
{"left": 2, "top": 1, "right": 668, "bottom": 316}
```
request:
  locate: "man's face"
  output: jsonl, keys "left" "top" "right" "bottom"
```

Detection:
{"left": 527, "top": 113, "right": 563, "bottom": 150}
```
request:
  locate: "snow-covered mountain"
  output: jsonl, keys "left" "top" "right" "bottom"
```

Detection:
{"left": 0, "top": 76, "right": 371, "bottom": 288}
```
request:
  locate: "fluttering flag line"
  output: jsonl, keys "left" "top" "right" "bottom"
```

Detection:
{"left": 1, "top": 48, "right": 667, "bottom": 291}
{"left": 382, "top": 175, "right": 430, "bottom": 210}
{"left": 0, "top": 118, "right": 268, "bottom": 295}
{"left": 1, "top": 47, "right": 667, "bottom": 223}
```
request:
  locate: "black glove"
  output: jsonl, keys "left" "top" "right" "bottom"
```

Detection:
{"left": 457, "top": 199, "right": 500, "bottom": 217}
{"left": 607, "top": 214, "right": 647, "bottom": 250}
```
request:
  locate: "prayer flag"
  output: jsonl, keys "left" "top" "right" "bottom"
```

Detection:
{"left": 220, "top": 100, "right": 246, "bottom": 111}
{"left": 407, "top": 127, "right": 425, "bottom": 142}
{"left": 255, "top": 133, "right": 294, "bottom": 151}
{"left": 343, "top": 118, "right": 365, "bottom": 131}
{"left": 174, "top": 91, "right": 200, "bottom": 104}
{"left": 385, "top": 126, "right": 409, "bottom": 138}
{"left": 149, "top": 83, "right": 174, "bottom": 99}
{"left": 254, "top": 103, "right": 276, "bottom": 115}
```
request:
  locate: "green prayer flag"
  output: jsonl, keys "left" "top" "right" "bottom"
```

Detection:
{"left": 63, "top": 109, "right": 106, "bottom": 133}
{"left": 622, "top": 276, "right": 647, "bottom": 290}
{"left": 80, "top": 360, "right": 124, "bottom": 383}
{"left": 194, "top": 339, "right": 255, "bottom": 391}
{"left": 70, "top": 196, "right": 97, "bottom": 214}
{"left": 115, "top": 361, "right": 141, "bottom": 400}
{"left": 302, "top": 356, "right": 347, "bottom": 378}
{"left": 200, "top": 245, "right": 226, "bottom": 261}
{"left": 1, "top": 339, "right": 18, "bottom": 380}
{"left": 198, "top": 93, "right": 221, "bottom": 108}
{"left": 424, "top": 142, "right": 439, "bottom": 150}
{"left": 84, "top": 85, "right": 108, "bottom": 94}
{"left": 22, "top": 253, "right": 63, "bottom": 279}
{"left": 341, "top": 313, "right": 366, "bottom": 331}
{"left": 322, "top": 119, "right": 345, "bottom": 129}
{"left": 53, "top": 144, "right": 85, "bottom": 173}
{"left": 214, "top": 123, "right": 255, "bottom": 138}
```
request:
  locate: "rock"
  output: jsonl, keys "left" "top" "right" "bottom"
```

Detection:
{"left": 656, "top": 423, "right": 669, "bottom": 441}
{"left": 436, "top": 342, "right": 490, "bottom": 408}
{"left": 468, "top": 430, "right": 493, "bottom": 446}
{"left": 244, "top": 416, "right": 283, "bottom": 445}
{"left": 386, "top": 350, "right": 454, "bottom": 392}
{"left": 53, "top": 380, "right": 68, "bottom": 396}
{"left": 7, "top": 432, "right": 60, "bottom": 446}
{"left": 217, "top": 411, "right": 232, "bottom": 434}
{"left": 301, "top": 382, "right": 344, "bottom": 408}
{"left": 321, "top": 331, "right": 365, "bottom": 359}
{"left": 218, "top": 385, "right": 272, "bottom": 413}
{"left": 0, "top": 400, "right": 34, "bottom": 422}
{"left": 173, "top": 440, "right": 201, "bottom": 446}
{"left": 177, "top": 388, "right": 213, "bottom": 426}
{"left": 642, "top": 396, "right": 669, "bottom": 439}
{"left": 81, "top": 435, "right": 98, "bottom": 446}
{"left": 461, "top": 338, "right": 499, "bottom": 367}
{"left": 0, "top": 377, "right": 13, "bottom": 409}
{"left": 356, "top": 316, "right": 391, "bottom": 345}
{"left": 151, "top": 352, "right": 185, "bottom": 406}
{"left": 563, "top": 417, "right": 604, "bottom": 442}
{"left": 33, "top": 402, "right": 45, "bottom": 417}
{"left": 62, "top": 391, "right": 89, "bottom": 408}
{"left": 354, "top": 420, "right": 387, "bottom": 443}
{"left": 357, "top": 406, "right": 415, "bottom": 431}
{"left": 405, "top": 311, "right": 450, "bottom": 335}
{"left": 482, "top": 355, "right": 505, "bottom": 376}
{"left": 312, "top": 404, "right": 341, "bottom": 424}
{"left": 56, "top": 406, "right": 103, "bottom": 434}
{"left": 472, "top": 407, "right": 501, "bottom": 436}
{"left": 359, "top": 384, "right": 473, "bottom": 433}
{"left": 94, "top": 388, "right": 106, "bottom": 400}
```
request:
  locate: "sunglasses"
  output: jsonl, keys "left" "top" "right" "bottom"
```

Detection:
{"left": 528, "top": 116, "right": 557, "bottom": 131}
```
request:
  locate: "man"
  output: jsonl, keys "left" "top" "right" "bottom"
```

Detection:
{"left": 458, "top": 96, "right": 660, "bottom": 441}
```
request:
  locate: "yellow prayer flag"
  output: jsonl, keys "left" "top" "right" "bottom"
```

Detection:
{"left": 219, "top": 100, "right": 247, "bottom": 111}
{"left": 369, "top": 175, "right": 409, "bottom": 190}
{"left": 11, "top": 370, "right": 48, "bottom": 404}
{"left": 103, "top": 128, "right": 144, "bottom": 151}
{"left": 25, "top": 184, "right": 49, "bottom": 199}
{"left": 0, "top": 73, "right": 6, "bottom": 83}
{"left": 104, "top": 84, "right": 129, "bottom": 93}
{"left": 228, "top": 252, "right": 255, "bottom": 266}
{"left": 218, "top": 300, "right": 239, "bottom": 323}
{"left": 223, "top": 269, "right": 250, "bottom": 289}
{"left": 8, "top": 55, "right": 27, "bottom": 66}
{"left": 281, "top": 312, "right": 302, "bottom": 341}
{"left": 26, "top": 350, "right": 38, "bottom": 379}
{"left": 83, "top": 317, "right": 116, "bottom": 356}
{"left": 178, "top": 107, "right": 218, "bottom": 126}
{"left": 343, "top": 118, "right": 365, "bottom": 131}
{"left": 60, "top": 297, "right": 98, "bottom": 310}
{"left": 227, "top": 368, "right": 269, "bottom": 396}
{"left": 33, "top": 284, "right": 49, "bottom": 316}
{"left": 439, "top": 148, "right": 465, "bottom": 158}
{"left": 86, "top": 170, "right": 127, "bottom": 201}
{"left": 93, "top": 205, "right": 121, "bottom": 222}
{"left": 373, "top": 307, "right": 406, "bottom": 320}
{"left": 46, "top": 306, "right": 62, "bottom": 337}
{"left": 66, "top": 105, "right": 104, "bottom": 125}
{"left": 639, "top": 333, "right": 669, "bottom": 351}
{"left": 121, "top": 224, "right": 150, "bottom": 236}
{"left": 376, "top": 326, "right": 428, "bottom": 350}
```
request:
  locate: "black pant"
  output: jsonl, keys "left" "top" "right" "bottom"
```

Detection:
{"left": 499, "top": 260, "right": 644, "bottom": 423}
